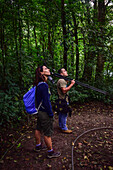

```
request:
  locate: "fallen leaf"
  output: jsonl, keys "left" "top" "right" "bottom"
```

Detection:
{"left": 17, "top": 143, "right": 21, "bottom": 148}
{"left": 84, "top": 155, "right": 88, "bottom": 159}
{"left": 78, "top": 143, "right": 82, "bottom": 148}
{"left": 72, "top": 142, "right": 74, "bottom": 146}
{"left": 6, "top": 157, "right": 13, "bottom": 160}
{"left": 83, "top": 140, "right": 88, "bottom": 144}
{"left": 27, "top": 136, "right": 31, "bottom": 139}
{"left": 25, "top": 158, "right": 30, "bottom": 161}
{"left": 47, "top": 164, "right": 52, "bottom": 168}
{"left": 9, "top": 134, "right": 13, "bottom": 137}
{"left": 14, "top": 160, "right": 17, "bottom": 162}
{"left": 0, "top": 160, "right": 4, "bottom": 164}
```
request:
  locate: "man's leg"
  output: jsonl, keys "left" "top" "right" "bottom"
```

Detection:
{"left": 61, "top": 113, "right": 72, "bottom": 133}
{"left": 59, "top": 112, "right": 62, "bottom": 129}
{"left": 61, "top": 113, "right": 68, "bottom": 130}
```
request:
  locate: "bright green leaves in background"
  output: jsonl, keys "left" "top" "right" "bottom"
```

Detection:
{"left": 0, "top": 0, "right": 113, "bottom": 127}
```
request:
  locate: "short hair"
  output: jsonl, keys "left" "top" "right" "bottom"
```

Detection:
{"left": 58, "top": 68, "right": 63, "bottom": 74}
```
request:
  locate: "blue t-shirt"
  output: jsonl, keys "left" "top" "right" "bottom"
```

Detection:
{"left": 36, "top": 82, "right": 53, "bottom": 117}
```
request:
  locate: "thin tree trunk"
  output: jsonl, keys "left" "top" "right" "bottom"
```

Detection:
{"left": 0, "top": 26, "right": 6, "bottom": 90}
{"left": 48, "top": 30, "right": 53, "bottom": 59}
{"left": 95, "top": 0, "right": 106, "bottom": 81}
{"left": 34, "top": 25, "right": 38, "bottom": 56}
{"left": 26, "top": 10, "right": 30, "bottom": 53}
{"left": 72, "top": 14, "right": 79, "bottom": 80}
{"left": 0, "top": 4, "right": 7, "bottom": 90}
{"left": 48, "top": 29, "right": 54, "bottom": 68}
{"left": 18, "top": 4, "right": 22, "bottom": 89}
{"left": 70, "top": 41, "right": 74, "bottom": 77}
{"left": 61, "top": 0, "right": 67, "bottom": 70}
{"left": 82, "top": 3, "right": 93, "bottom": 81}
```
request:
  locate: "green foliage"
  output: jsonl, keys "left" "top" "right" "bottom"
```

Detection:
{"left": 69, "top": 86, "right": 89, "bottom": 103}
{"left": 68, "top": 82, "right": 113, "bottom": 104}
{"left": 0, "top": 0, "right": 113, "bottom": 127}
{"left": 0, "top": 87, "right": 25, "bottom": 127}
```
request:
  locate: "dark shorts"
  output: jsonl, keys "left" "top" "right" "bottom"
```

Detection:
{"left": 36, "top": 111, "right": 54, "bottom": 137}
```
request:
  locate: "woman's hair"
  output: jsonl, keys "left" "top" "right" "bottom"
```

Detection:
{"left": 33, "top": 66, "right": 45, "bottom": 86}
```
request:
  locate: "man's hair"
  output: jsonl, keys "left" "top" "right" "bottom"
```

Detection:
{"left": 58, "top": 68, "right": 63, "bottom": 74}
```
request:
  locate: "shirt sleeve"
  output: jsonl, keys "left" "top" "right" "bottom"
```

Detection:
{"left": 59, "top": 79, "right": 67, "bottom": 88}
{"left": 41, "top": 83, "right": 53, "bottom": 117}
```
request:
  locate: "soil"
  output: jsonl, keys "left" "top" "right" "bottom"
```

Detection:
{"left": 0, "top": 101, "right": 113, "bottom": 170}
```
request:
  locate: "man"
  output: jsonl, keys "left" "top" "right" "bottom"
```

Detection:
{"left": 57, "top": 68, "right": 75, "bottom": 133}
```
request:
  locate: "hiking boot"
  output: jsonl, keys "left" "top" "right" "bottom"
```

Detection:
{"left": 61, "top": 129, "right": 72, "bottom": 134}
{"left": 47, "top": 150, "right": 61, "bottom": 159}
{"left": 34, "top": 144, "right": 47, "bottom": 152}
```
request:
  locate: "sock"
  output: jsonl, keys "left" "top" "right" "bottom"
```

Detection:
{"left": 48, "top": 149, "right": 53, "bottom": 152}
{"left": 36, "top": 143, "right": 41, "bottom": 147}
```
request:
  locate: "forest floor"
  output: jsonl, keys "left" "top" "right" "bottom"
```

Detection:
{"left": 0, "top": 101, "right": 113, "bottom": 170}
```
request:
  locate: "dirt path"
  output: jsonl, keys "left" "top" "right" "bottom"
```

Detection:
{"left": 0, "top": 101, "right": 113, "bottom": 170}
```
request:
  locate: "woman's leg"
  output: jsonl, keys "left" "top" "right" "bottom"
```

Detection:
{"left": 35, "top": 130, "right": 41, "bottom": 144}
{"left": 44, "top": 136, "right": 52, "bottom": 150}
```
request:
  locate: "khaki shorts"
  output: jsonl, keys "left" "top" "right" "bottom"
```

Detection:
{"left": 36, "top": 111, "right": 54, "bottom": 137}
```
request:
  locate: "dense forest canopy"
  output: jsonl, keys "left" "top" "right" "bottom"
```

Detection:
{"left": 0, "top": 0, "right": 113, "bottom": 126}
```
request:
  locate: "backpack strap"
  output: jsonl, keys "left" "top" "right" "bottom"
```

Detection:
{"left": 35, "top": 82, "right": 45, "bottom": 112}
{"left": 36, "top": 101, "right": 42, "bottom": 112}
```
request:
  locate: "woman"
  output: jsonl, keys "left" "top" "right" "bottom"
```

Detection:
{"left": 34, "top": 65, "right": 61, "bottom": 158}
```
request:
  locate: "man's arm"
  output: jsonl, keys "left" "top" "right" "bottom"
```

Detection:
{"left": 61, "top": 80, "right": 75, "bottom": 94}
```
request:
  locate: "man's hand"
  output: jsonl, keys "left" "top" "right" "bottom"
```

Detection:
{"left": 71, "top": 80, "right": 75, "bottom": 86}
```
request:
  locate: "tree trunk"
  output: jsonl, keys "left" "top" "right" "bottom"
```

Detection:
{"left": 95, "top": 0, "right": 106, "bottom": 81}
{"left": 70, "top": 41, "right": 75, "bottom": 77}
{"left": 82, "top": 3, "right": 93, "bottom": 82}
{"left": 61, "top": 0, "right": 67, "bottom": 70}
{"left": 0, "top": 5, "right": 7, "bottom": 90}
{"left": 0, "top": 26, "right": 6, "bottom": 90}
{"left": 48, "top": 29, "right": 54, "bottom": 68}
{"left": 18, "top": 4, "right": 22, "bottom": 89}
{"left": 72, "top": 13, "right": 79, "bottom": 80}
{"left": 26, "top": 10, "right": 30, "bottom": 53}
{"left": 34, "top": 25, "right": 38, "bottom": 56}
{"left": 48, "top": 29, "right": 53, "bottom": 59}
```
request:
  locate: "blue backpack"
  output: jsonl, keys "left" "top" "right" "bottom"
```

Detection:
{"left": 23, "top": 82, "right": 44, "bottom": 115}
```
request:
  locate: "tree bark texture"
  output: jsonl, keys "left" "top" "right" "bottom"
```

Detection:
{"left": 61, "top": 0, "right": 67, "bottom": 70}
{"left": 95, "top": 0, "right": 106, "bottom": 81}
